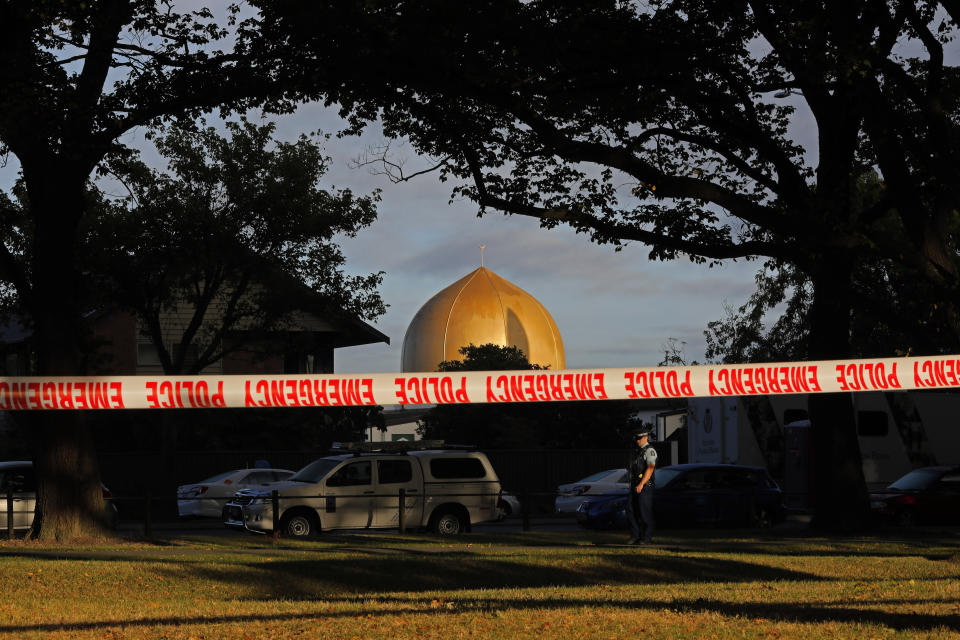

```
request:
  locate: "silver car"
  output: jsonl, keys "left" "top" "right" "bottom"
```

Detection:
{"left": 177, "top": 468, "right": 294, "bottom": 518}
{"left": 555, "top": 468, "right": 629, "bottom": 513}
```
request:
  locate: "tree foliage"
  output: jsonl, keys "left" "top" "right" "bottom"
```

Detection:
{"left": 705, "top": 173, "right": 960, "bottom": 364}
{"left": 94, "top": 119, "right": 385, "bottom": 374}
{"left": 418, "top": 344, "right": 641, "bottom": 449}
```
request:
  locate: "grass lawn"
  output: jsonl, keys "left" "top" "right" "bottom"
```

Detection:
{"left": 0, "top": 527, "right": 958, "bottom": 639}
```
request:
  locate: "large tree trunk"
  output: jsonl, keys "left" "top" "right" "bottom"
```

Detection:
{"left": 806, "top": 254, "right": 871, "bottom": 531}
{"left": 27, "top": 178, "right": 109, "bottom": 540}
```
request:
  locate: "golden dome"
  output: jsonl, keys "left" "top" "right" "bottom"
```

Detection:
{"left": 401, "top": 267, "right": 566, "bottom": 372}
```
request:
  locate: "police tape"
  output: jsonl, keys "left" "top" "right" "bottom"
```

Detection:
{"left": 0, "top": 354, "right": 956, "bottom": 410}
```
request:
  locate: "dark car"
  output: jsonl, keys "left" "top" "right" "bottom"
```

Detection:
{"left": 576, "top": 463, "right": 785, "bottom": 529}
{"left": 869, "top": 465, "right": 960, "bottom": 526}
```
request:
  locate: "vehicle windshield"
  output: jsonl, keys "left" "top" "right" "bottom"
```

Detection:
{"left": 289, "top": 459, "right": 341, "bottom": 483}
{"left": 887, "top": 469, "right": 940, "bottom": 491}
{"left": 578, "top": 469, "right": 624, "bottom": 483}
{"left": 201, "top": 470, "right": 237, "bottom": 483}
{"left": 653, "top": 468, "right": 684, "bottom": 487}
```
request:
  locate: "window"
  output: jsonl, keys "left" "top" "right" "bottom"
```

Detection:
{"left": 783, "top": 409, "right": 808, "bottom": 425}
{"left": 378, "top": 460, "right": 413, "bottom": 484}
{"left": 327, "top": 461, "right": 372, "bottom": 487}
{"left": 284, "top": 352, "right": 333, "bottom": 374}
{"left": 290, "top": 459, "right": 340, "bottom": 483}
{"left": 857, "top": 411, "right": 888, "bottom": 437}
{"left": 244, "top": 471, "right": 275, "bottom": 484}
{"left": 137, "top": 343, "right": 161, "bottom": 366}
{"left": 721, "top": 470, "right": 757, "bottom": 488}
{"left": 0, "top": 466, "right": 35, "bottom": 493}
{"left": 430, "top": 458, "right": 487, "bottom": 479}
{"left": 653, "top": 468, "right": 684, "bottom": 487}
{"left": 936, "top": 473, "right": 960, "bottom": 493}
{"left": 888, "top": 469, "right": 940, "bottom": 491}
{"left": 578, "top": 469, "right": 626, "bottom": 483}
{"left": 675, "top": 470, "right": 711, "bottom": 490}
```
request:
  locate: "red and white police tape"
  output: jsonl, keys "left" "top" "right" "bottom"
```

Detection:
{"left": 0, "top": 355, "right": 957, "bottom": 410}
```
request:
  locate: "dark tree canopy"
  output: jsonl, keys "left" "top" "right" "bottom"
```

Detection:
{"left": 705, "top": 171, "right": 959, "bottom": 363}
{"left": 94, "top": 119, "right": 385, "bottom": 375}
{"left": 251, "top": 0, "right": 960, "bottom": 529}
{"left": 419, "top": 344, "right": 641, "bottom": 449}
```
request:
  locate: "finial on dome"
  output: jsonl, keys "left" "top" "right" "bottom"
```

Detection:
{"left": 479, "top": 244, "right": 486, "bottom": 267}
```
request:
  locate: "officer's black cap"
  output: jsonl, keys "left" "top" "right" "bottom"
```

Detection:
{"left": 632, "top": 427, "right": 653, "bottom": 439}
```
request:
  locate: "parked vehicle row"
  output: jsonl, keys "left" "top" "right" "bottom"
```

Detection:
{"left": 6, "top": 452, "right": 958, "bottom": 536}
{"left": 557, "top": 463, "right": 960, "bottom": 530}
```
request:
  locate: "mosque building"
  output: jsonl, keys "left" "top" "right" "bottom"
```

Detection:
{"left": 373, "top": 253, "right": 566, "bottom": 442}
{"left": 401, "top": 259, "right": 565, "bottom": 372}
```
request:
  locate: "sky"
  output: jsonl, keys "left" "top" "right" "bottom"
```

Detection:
{"left": 265, "top": 103, "right": 769, "bottom": 374}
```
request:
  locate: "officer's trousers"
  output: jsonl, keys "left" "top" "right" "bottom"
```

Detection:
{"left": 627, "top": 485, "right": 654, "bottom": 542}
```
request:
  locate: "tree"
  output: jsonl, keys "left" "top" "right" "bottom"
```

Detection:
{"left": 96, "top": 119, "right": 384, "bottom": 376}
{"left": 419, "top": 344, "right": 641, "bottom": 449}
{"left": 0, "top": 1, "right": 316, "bottom": 540}
{"left": 90, "top": 119, "right": 385, "bottom": 487}
{"left": 705, "top": 173, "right": 960, "bottom": 363}
{"left": 253, "top": 0, "right": 960, "bottom": 529}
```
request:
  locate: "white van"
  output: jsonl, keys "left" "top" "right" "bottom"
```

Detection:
{"left": 222, "top": 446, "right": 501, "bottom": 536}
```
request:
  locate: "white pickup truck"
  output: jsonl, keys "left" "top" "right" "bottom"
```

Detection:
{"left": 222, "top": 446, "right": 502, "bottom": 536}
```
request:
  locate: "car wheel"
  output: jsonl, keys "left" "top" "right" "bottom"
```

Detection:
{"left": 281, "top": 511, "right": 319, "bottom": 537}
{"left": 895, "top": 508, "right": 917, "bottom": 527}
{"left": 430, "top": 510, "right": 466, "bottom": 535}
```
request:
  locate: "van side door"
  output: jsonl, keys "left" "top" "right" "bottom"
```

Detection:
{"left": 373, "top": 458, "right": 424, "bottom": 527}
{"left": 323, "top": 460, "right": 374, "bottom": 529}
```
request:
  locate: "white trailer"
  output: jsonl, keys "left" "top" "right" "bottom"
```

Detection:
{"left": 685, "top": 391, "right": 960, "bottom": 508}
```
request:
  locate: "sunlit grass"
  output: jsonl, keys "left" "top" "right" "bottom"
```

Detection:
{"left": 0, "top": 528, "right": 958, "bottom": 639}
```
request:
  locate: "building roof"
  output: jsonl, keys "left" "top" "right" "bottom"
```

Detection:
{"left": 401, "top": 267, "right": 564, "bottom": 372}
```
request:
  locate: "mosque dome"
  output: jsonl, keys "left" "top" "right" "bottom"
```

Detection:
{"left": 401, "top": 267, "right": 566, "bottom": 372}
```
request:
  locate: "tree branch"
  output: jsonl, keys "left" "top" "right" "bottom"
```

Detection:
{"left": 462, "top": 146, "right": 782, "bottom": 261}
{"left": 350, "top": 142, "right": 452, "bottom": 183}
{"left": 72, "top": 0, "right": 131, "bottom": 136}
{"left": 510, "top": 104, "right": 801, "bottom": 238}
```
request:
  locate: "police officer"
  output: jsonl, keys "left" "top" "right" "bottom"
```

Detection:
{"left": 627, "top": 426, "right": 657, "bottom": 544}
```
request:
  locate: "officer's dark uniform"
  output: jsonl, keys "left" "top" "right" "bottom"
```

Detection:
{"left": 627, "top": 428, "right": 657, "bottom": 543}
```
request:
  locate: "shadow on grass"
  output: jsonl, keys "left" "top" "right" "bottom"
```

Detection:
{"left": 160, "top": 551, "right": 818, "bottom": 596}
{"left": 1, "top": 591, "right": 958, "bottom": 636}
{"left": 2, "top": 527, "right": 957, "bottom": 563}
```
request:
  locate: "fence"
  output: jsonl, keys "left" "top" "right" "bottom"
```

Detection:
{"left": 96, "top": 444, "right": 676, "bottom": 519}
{"left": 4, "top": 443, "right": 675, "bottom": 537}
